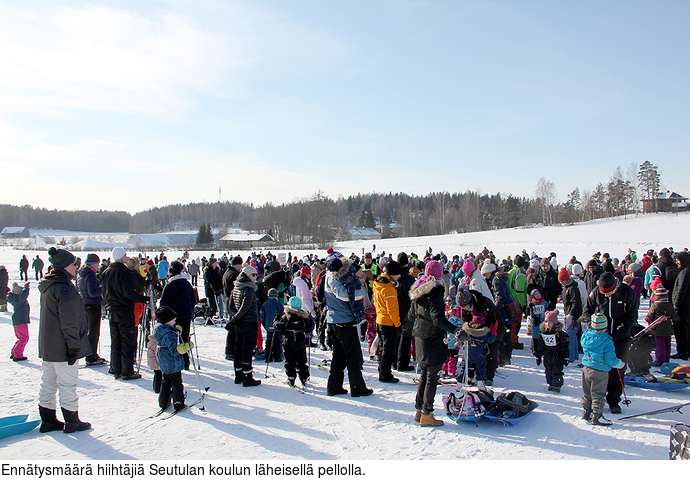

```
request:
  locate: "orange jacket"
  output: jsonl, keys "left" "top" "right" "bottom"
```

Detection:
{"left": 373, "top": 273, "right": 401, "bottom": 327}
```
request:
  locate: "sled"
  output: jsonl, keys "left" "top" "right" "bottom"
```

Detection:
{"left": 484, "top": 404, "right": 538, "bottom": 425}
{"left": 624, "top": 376, "right": 690, "bottom": 391}
{"left": 0, "top": 414, "right": 40, "bottom": 440}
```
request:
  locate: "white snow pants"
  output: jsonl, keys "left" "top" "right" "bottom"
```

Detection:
{"left": 38, "top": 361, "right": 79, "bottom": 411}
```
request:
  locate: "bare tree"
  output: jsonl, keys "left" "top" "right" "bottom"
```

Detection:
{"left": 535, "top": 178, "right": 557, "bottom": 225}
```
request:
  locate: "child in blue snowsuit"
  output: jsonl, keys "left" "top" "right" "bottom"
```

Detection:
{"left": 260, "top": 288, "right": 285, "bottom": 363}
{"left": 529, "top": 288, "right": 547, "bottom": 348}
{"left": 461, "top": 311, "right": 494, "bottom": 386}
{"left": 153, "top": 306, "right": 193, "bottom": 411}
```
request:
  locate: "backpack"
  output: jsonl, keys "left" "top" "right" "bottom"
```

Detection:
{"left": 443, "top": 390, "right": 494, "bottom": 417}
{"left": 488, "top": 391, "right": 537, "bottom": 419}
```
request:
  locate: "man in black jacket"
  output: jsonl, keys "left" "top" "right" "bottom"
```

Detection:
{"left": 222, "top": 256, "right": 243, "bottom": 359}
{"left": 101, "top": 247, "right": 149, "bottom": 380}
{"left": 581, "top": 272, "right": 638, "bottom": 414}
{"left": 227, "top": 265, "right": 261, "bottom": 387}
{"left": 203, "top": 257, "right": 223, "bottom": 320}
{"left": 395, "top": 252, "right": 416, "bottom": 371}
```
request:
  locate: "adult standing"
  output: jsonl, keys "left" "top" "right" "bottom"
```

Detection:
{"left": 228, "top": 265, "right": 262, "bottom": 387}
{"left": 656, "top": 248, "right": 680, "bottom": 297}
{"left": 187, "top": 259, "right": 200, "bottom": 287}
{"left": 410, "top": 260, "right": 460, "bottom": 427}
{"left": 77, "top": 253, "right": 106, "bottom": 366}
{"left": 157, "top": 255, "right": 170, "bottom": 287}
{"left": 19, "top": 255, "right": 29, "bottom": 281}
{"left": 671, "top": 252, "right": 690, "bottom": 360}
{"left": 293, "top": 265, "right": 315, "bottom": 318}
{"left": 203, "top": 257, "right": 223, "bottom": 319}
{"left": 395, "top": 252, "right": 416, "bottom": 372}
{"left": 37, "top": 247, "right": 91, "bottom": 433}
{"left": 160, "top": 260, "right": 198, "bottom": 369}
{"left": 528, "top": 258, "right": 562, "bottom": 311}
{"left": 33, "top": 255, "right": 45, "bottom": 280}
{"left": 101, "top": 247, "right": 149, "bottom": 380}
{"left": 584, "top": 259, "right": 603, "bottom": 294}
{"left": 0, "top": 265, "right": 8, "bottom": 312}
{"left": 323, "top": 256, "right": 373, "bottom": 398}
{"left": 508, "top": 256, "right": 528, "bottom": 350}
{"left": 373, "top": 260, "right": 402, "bottom": 383}
{"left": 222, "top": 256, "right": 243, "bottom": 360}
{"left": 580, "top": 272, "right": 637, "bottom": 414}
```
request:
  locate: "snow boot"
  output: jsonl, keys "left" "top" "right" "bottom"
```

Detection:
{"left": 234, "top": 369, "right": 244, "bottom": 384}
{"left": 414, "top": 409, "right": 422, "bottom": 423}
{"left": 38, "top": 406, "right": 64, "bottom": 433}
{"left": 419, "top": 412, "right": 444, "bottom": 427}
{"left": 287, "top": 377, "right": 295, "bottom": 387}
{"left": 582, "top": 409, "right": 593, "bottom": 421}
{"left": 242, "top": 372, "right": 261, "bottom": 387}
{"left": 592, "top": 414, "right": 613, "bottom": 426}
{"left": 61, "top": 408, "right": 92, "bottom": 433}
{"left": 609, "top": 404, "right": 622, "bottom": 415}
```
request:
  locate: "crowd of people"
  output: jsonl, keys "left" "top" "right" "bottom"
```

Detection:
{"left": 2, "top": 243, "right": 689, "bottom": 432}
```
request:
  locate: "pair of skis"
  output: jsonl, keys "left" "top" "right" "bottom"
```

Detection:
{"left": 149, "top": 395, "right": 205, "bottom": 420}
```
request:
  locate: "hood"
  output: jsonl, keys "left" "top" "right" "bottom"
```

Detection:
{"left": 235, "top": 273, "right": 258, "bottom": 291}
{"left": 675, "top": 252, "right": 690, "bottom": 270}
{"left": 168, "top": 273, "right": 192, "bottom": 283}
{"left": 334, "top": 257, "right": 353, "bottom": 279}
{"left": 38, "top": 268, "right": 73, "bottom": 293}
{"left": 409, "top": 275, "right": 443, "bottom": 301}
{"left": 495, "top": 271, "right": 509, "bottom": 280}
{"left": 462, "top": 322, "right": 490, "bottom": 338}
{"left": 540, "top": 321, "right": 563, "bottom": 334}
{"left": 284, "top": 306, "right": 308, "bottom": 318}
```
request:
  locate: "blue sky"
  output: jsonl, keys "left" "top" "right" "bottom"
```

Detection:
{"left": 1, "top": 0, "right": 688, "bottom": 213}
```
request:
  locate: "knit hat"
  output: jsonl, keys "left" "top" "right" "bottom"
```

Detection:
{"left": 456, "top": 289, "right": 473, "bottom": 307}
{"left": 598, "top": 272, "right": 617, "bottom": 294}
{"left": 168, "top": 260, "right": 184, "bottom": 277}
{"left": 530, "top": 258, "right": 541, "bottom": 269}
{"left": 208, "top": 257, "right": 218, "bottom": 266}
{"left": 289, "top": 296, "right": 302, "bottom": 310}
{"left": 111, "top": 247, "right": 127, "bottom": 262}
{"left": 461, "top": 258, "right": 475, "bottom": 276}
{"left": 425, "top": 260, "right": 443, "bottom": 278}
{"left": 326, "top": 247, "right": 334, "bottom": 255}
{"left": 397, "top": 252, "right": 409, "bottom": 266}
{"left": 231, "top": 256, "right": 243, "bottom": 266}
{"left": 545, "top": 310, "right": 559, "bottom": 326}
{"left": 480, "top": 261, "right": 496, "bottom": 275}
{"left": 515, "top": 256, "right": 526, "bottom": 268}
{"left": 571, "top": 264, "right": 583, "bottom": 276}
{"left": 48, "top": 247, "right": 76, "bottom": 270}
{"left": 156, "top": 305, "right": 177, "bottom": 324}
{"left": 268, "top": 288, "right": 278, "bottom": 297}
{"left": 364, "top": 252, "right": 372, "bottom": 259}
{"left": 471, "top": 311, "right": 487, "bottom": 325}
{"left": 326, "top": 256, "right": 343, "bottom": 272}
{"left": 385, "top": 260, "right": 402, "bottom": 276}
{"left": 241, "top": 265, "right": 257, "bottom": 277}
{"left": 558, "top": 267, "right": 570, "bottom": 282}
{"left": 591, "top": 312, "right": 608, "bottom": 331}
{"left": 300, "top": 266, "right": 311, "bottom": 278}
{"left": 12, "top": 283, "right": 22, "bottom": 295}
{"left": 85, "top": 253, "right": 100, "bottom": 265}
{"left": 541, "top": 257, "right": 551, "bottom": 267}
{"left": 654, "top": 285, "right": 669, "bottom": 300}
{"left": 379, "top": 256, "right": 389, "bottom": 267}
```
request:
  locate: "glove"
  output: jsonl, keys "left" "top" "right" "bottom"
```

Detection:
{"left": 67, "top": 348, "right": 80, "bottom": 366}
{"left": 454, "top": 328, "right": 469, "bottom": 343}
{"left": 175, "top": 325, "right": 183, "bottom": 333}
{"left": 531, "top": 316, "right": 540, "bottom": 327}
{"left": 536, "top": 357, "right": 542, "bottom": 366}
{"left": 177, "top": 341, "right": 194, "bottom": 354}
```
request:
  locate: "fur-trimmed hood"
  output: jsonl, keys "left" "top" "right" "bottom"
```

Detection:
{"left": 540, "top": 321, "right": 564, "bottom": 334}
{"left": 334, "top": 257, "right": 353, "bottom": 279}
{"left": 495, "top": 271, "right": 510, "bottom": 280}
{"left": 284, "top": 306, "right": 308, "bottom": 318}
{"left": 409, "top": 275, "right": 444, "bottom": 301}
{"left": 462, "top": 321, "right": 490, "bottom": 338}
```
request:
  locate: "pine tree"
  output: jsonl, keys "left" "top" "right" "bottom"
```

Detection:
{"left": 196, "top": 223, "right": 214, "bottom": 245}
{"left": 638, "top": 161, "right": 661, "bottom": 212}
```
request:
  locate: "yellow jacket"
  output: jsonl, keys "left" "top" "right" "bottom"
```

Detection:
{"left": 373, "top": 273, "right": 401, "bottom": 327}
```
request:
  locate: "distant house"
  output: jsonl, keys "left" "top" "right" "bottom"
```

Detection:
{"left": 127, "top": 233, "right": 198, "bottom": 248}
{"left": 642, "top": 191, "right": 688, "bottom": 213}
{"left": 219, "top": 233, "right": 274, "bottom": 249}
{"left": 0, "top": 226, "right": 30, "bottom": 238}
{"left": 337, "top": 227, "right": 381, "bottom": 241}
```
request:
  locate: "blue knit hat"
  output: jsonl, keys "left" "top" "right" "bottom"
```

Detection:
{"left": 591, "top": 312, "right": 608, "bottom": 331}
{"left": 289, "top": 296, "right": 302, "bottom": 310}
{"left": 47, "top": 247, "right": 76, "bottom": 270}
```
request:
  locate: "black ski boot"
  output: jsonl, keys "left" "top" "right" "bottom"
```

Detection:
{"left": 61, "top": 408, "right": 92, "bottom": 433}
{"left": 38, "top": 406, "right": 64, "bottom": 433}
{"left": 234, "top": 369, "right": 244, "bottom": 385}
{"left": 582, "top": 409, "right": 593, "bottom": 421}
{"left": 242, "top": 372, "right": 261, "bottom": 387}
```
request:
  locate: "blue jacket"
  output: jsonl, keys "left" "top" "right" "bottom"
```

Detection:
{"left": 158, "top": 260, "right": 170, "bottom": 280}
{"left": 260, "top": 298, "right": 284, "bottom": 332}
{"left": 160, "top": 274, "right": 198, "bottom": 318}
{"left": 7, "top": 286, "right": 30, "bottom": 326}
{"left": 324, "top": 272, "right": 363, "bottom": 324}
{"left": 580, "top": 330, "right": 624, "bottom": 372}
{"left": 153, "top": 323, "right": 185, "bottom": 375}
{"left": 77, "top": 265, "right": 102, "bottom": 305}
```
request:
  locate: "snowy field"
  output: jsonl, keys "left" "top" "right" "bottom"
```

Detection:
{"left": 2, "top": 212, "right": 690, "bottom": 466}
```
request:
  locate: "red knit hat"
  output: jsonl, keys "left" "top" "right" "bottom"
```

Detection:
{"left": 558, "top": 267, "right": 570, "bottom": 282}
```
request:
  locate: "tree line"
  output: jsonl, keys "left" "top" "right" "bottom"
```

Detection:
{"left": 2, "top": 162, "right": 669, "bottom": 244}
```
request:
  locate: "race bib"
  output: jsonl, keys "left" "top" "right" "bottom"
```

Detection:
{"left": 542, "top": 333, "right": 557, "bottom": 347}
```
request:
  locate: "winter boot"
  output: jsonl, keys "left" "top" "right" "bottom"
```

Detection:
{"left": 287, "top": 377, "right": 295, "bottom": 387}
{"left": 242, "top": 372, "right": 261, "bottom": 387}
{"left": 419, "top": 412, "right": 444, "bottom": 427}
{"left": 61, "top": 408, "right": 92, "bottom": 433}
{"left": 38, "top": 406, "right": 64, "bottom": 433}
{"left": 414, "top": 409, "right": 422, "bottom": 423}
{"left": 582, "top": 409, "right": 593, "bottom": 421}
{"left": 152, "top": 373, "right": 162, "bottom": 394}
{"left": 234, "top": 369, "right": 244, "bottom": 385}
{"left": 592, "top": 414, "right": 613, "bottom": 426}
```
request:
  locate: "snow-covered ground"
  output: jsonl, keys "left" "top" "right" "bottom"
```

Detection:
{"left": 2, "top": 212, "right": 690, "bottom": 464}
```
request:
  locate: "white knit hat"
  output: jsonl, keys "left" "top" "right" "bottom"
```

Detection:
{"left": 112, "top": 247, "right": 127, "bottom": 261}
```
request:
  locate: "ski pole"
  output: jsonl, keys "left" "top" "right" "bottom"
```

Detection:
{"left": 191, "top": 319, "right": 202, "bottom": 370}
{"left": 188, "top": 343, "right": 209, "bottom": 410}
{"left": 264, "top": 329, "right": 277, "bottom": 379}
{"left": 618, "top": 368, "right": 631, "bottom": 406}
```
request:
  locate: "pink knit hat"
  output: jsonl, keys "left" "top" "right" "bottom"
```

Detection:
{"left": 545, "top": 310, "right": 559, "bottom": 325}
{"left": 462, "top": 258, "right": 476, "bottom": 276}
{"left": 425, "top": 260, "right": 443, "bottom": 278}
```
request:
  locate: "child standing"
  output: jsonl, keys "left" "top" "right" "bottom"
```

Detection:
{"left": 645, "top": 285, "right": 677, "bottom": 365}
{"left": 443, "top": 305, "right": 463, "bottom": 378}
{"left": 533, "top": 310, "right": 570, "bottom": 392}
{"left": 153, "top": 306, "right": 192, "bottom": 411}
{"left": 146, "top": 333, "right": 162, "bottom": 393}
{"left": 580, "top": 312, "right": 625, "bottom": 426}
{"left": 7, "top": 282, "right": 30, "bottom": 361}
{"left": 260, "top": 288, "right": 285, "bottom": 363}
{"left": 462, "top": 311, "right": 493, "bottom": 389}
{"left": 528, "top": 288, "right": 547, "bottom": 349}
{"left": 274, "top": 296, "right": 310, "bottom": 387}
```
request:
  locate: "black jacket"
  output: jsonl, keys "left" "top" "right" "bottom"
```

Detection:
{"left": 160, "top": 274, "right": 198, "bottom": 318}
{"left": 410, "top": 277, "right": 457, "bottom": 367}
{"left": 582, "top": 280, "right": 638, "bottom": 343}
{"left": 101, "top": 261, "right": 148, "bottom": 311}
{"left": 396, "top": 267, "right": 416, "bottom": 335}
{"left": 229, "top": 273, "right": 259, "bottom": 324}
{"left": 204, "top": 265, "right": 223, "bottom": 296}
{"left": 657, "top": 251, "right": 680, "bottom": 296}
{"left": 528, "top": 267, "right": 562, "bottom": 304}
{"left": 38, "top": 269, "right": 91, "bottom": 362}
{"left": 562, "top": 278, "right": 583, "bottom": 321}
{"left": 673, "top": 252, "right": 690, "bottom": 311}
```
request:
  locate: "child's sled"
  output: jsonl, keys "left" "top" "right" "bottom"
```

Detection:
{"left": 625, "top": 375, "right": 690, "bottom": 391}
{"left": 484, "top": 391, "right": 538, "bottom": 425}
{"left": 0, "top": 414, "right": 40, "bottom": 440}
